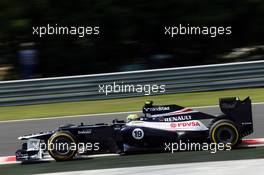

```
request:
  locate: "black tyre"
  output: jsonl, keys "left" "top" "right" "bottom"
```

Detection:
{"left": 48, "top": 131, "right": 77, "bottom": 161}
{"left": 210, "top": 119, "right": 240, "bottom": 147}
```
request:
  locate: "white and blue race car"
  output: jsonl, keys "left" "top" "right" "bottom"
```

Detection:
{"left": 16, "top": 97, "right": 253, "bottom": 162}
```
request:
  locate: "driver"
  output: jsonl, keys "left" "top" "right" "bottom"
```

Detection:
{"left": 126, "top": 114, "right": 140, "bottom": 122}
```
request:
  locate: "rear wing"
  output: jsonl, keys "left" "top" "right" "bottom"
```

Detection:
{"left": 219, "top": 97, "right": 253, "bottom": 137}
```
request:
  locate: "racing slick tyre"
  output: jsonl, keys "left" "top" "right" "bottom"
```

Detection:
{"left": 48, "top": 131, "right": 77, "bottom": 161}
{"left": 209, "top": 119, "right": 240, "bottom": 147}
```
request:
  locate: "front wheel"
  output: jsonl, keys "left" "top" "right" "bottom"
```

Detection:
{"left": 48, "top": 131, "right": 77, "bottom": 161}
{"left": 209, "top": 119, "right": 240, "bottom": 147}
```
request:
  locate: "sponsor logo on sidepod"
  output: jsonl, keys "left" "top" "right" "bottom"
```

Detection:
{"left": 164, "top": 115, "right": 192, "bottom": 122}
{"left": 78, "top": 129, "right": 92, "bottom": 134}
{"left": 170, "top": 121, "right": 200, "bottom": 128}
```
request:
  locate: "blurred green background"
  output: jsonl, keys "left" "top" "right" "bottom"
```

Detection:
{"left": 0, "top": 87, "right": 264, "bottom": 121}
{"left": 0, "top": 0, "right": 264, "bottom": 80}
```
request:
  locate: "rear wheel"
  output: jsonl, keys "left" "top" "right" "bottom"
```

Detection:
{"left": 210, "top": 119, "right": 240, "bottom": 147}
{"left": 48, "top": 131, "right": 77, "bottom": 161}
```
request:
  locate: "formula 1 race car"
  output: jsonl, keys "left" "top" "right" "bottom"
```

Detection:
{"left": 16, "top": 97, "right": 253, "bottom": 162}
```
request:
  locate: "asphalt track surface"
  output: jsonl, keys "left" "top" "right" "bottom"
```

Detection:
{"left": 0, "top": 104, "right": 263, "bottom": 156}
{"left": 39, "top": 158, "right": 264, "bottom": 175}
{"left": 1, "top": 146, "right": 264, "bottom": 175}
{"left": 0, "top": 104, "right": 264, "bottom": 175}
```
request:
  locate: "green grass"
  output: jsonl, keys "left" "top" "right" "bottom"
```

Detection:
{"left": 1, "top": 87, "right": 264, "bottom": 121}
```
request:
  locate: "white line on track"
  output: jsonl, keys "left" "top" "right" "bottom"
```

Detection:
{"left": 1, "top": 102, "right": 264, "bottom": 123}
{"left": 0, "top": 111, "right": 137, "bottom": 123}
